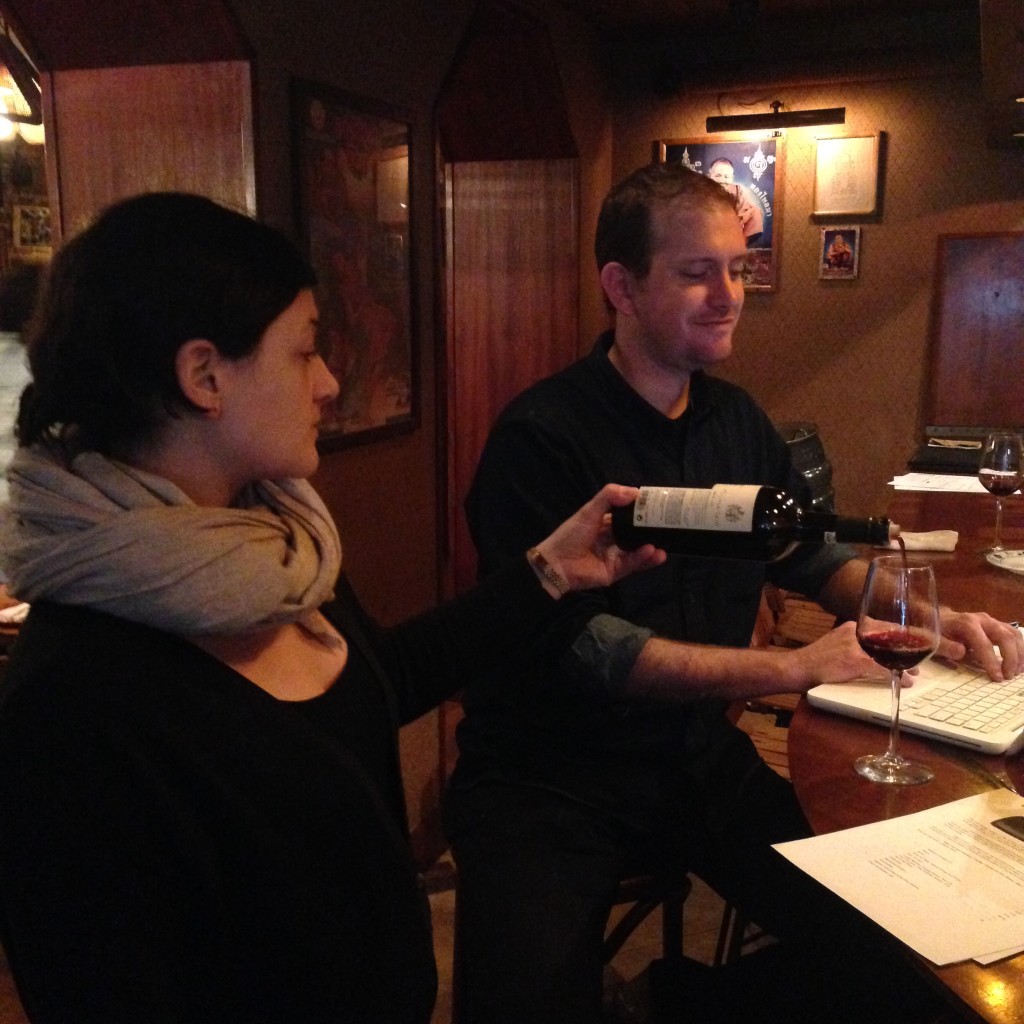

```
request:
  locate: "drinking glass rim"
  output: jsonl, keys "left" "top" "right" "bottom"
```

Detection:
{"left": 870, "top": 554, "right": 935, "bottom": 573}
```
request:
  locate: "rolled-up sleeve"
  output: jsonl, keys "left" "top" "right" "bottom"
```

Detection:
{"left": 769, "top": 540, "right": 857, "bottom": 599}
{"left": 561, "top": 613, "right": 654, "bottom": 699}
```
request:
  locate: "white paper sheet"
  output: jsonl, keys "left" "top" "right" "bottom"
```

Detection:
{"left": 890, "top": 473, "right": 988, "bottom": 493}
{"left": 774, "top": 790, "right": 1024, "bottom": 965}
{"left": 975, "top": 944, "right": 1023, "bottom": 966}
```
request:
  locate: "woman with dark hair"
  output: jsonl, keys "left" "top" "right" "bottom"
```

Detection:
{"left": 0, "top": 192, "right": 663, "bottom": 1024}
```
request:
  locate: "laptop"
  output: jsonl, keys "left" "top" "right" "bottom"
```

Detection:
{"left": 806, "top": 648, "right": 1024, "bottom": 756}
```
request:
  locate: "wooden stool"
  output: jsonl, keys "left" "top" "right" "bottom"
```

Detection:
{"left": 604, "top": 870, "right": 691, "bottom": 962}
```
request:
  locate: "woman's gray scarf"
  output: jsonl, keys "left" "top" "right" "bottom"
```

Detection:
{"left": 0, "top": 444, "right": 342, "bottom": 636}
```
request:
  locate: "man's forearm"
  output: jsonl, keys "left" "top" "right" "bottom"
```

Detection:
{"left": 565, "top": 612, "right": 805, "bottom": 704}
{"left": 622, "top": 636, "right": 804, "bottom": 703}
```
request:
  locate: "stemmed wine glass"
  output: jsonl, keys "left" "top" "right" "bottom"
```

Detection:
{"left": 978, "top": 432, "right": 1024, "bottom": 553}
{"left": 854, "top": 555, "right": 939, "bottom": 785}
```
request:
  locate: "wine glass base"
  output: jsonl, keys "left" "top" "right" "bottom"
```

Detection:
{"left": 855, "top": 752, "right": 934, "bottom": 785}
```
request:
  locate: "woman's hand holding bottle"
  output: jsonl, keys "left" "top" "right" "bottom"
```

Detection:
{"left": 530, "top": 484, "right": 667, "bottom": 597}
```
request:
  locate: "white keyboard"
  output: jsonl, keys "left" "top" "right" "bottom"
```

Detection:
{"left": 903, "top": 676, "right": 1024, "bottom": 734}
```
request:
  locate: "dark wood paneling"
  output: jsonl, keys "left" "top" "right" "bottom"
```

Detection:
{"left": 979, "top": 0, "right": 1024, "bottom": 147}
{"left": 925, "top": 232, "right": 1024, "bottom": 428}
{"left": 437, "top": 1, "right": 577, "bottom": 161}
{"left": 3, "top": 0, "right": 250, "bottom": 71}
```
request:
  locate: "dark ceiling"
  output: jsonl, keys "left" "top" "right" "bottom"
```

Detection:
{"left": 554, "top": 0, "right": 1024, "bottom": 146}
{"left": 553, "top": 0, "right": 985, "bottom": 101}
{"left": 3, "top": 0, "right": 250, "bottom": 72}
{"left": 559, "top": 0, "right": 977, "bottom": 33}
{"left": 5, "top": 0, "right": 1018, "bottom": 143}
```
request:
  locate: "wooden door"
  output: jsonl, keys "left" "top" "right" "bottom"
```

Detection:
{"left": 428, "top": 0, "right": 581, "bottom": 859}
{"left": 439, "top": 157, "right": 579, "bottom": 781}
{"left": 445, "top": 158, "right": 579, "bottom": 593}
{"left": 925, "top": 232, "right": 1024, "bottom": 428}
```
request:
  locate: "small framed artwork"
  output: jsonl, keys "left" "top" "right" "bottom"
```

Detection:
{"left": 656, "top": 135, "right": 783, "bottom": 291}
{"left": 291, "top": 78, "right": 416, "bottom": 449}
{"left": 819, "top": 226, "right": 861, "bottom": 280}
{"left": 813, "top": 134, "right": 881, "bottom": 218}
{"left": 11, "top": 203, "right": 52, "bottom": 263}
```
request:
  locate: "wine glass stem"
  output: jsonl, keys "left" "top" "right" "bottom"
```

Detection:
{"left": 886, "top": 668, "right": 903, "bottom": 761}
{"left": 995, "top": 497, "right": 1005, "bottom": 551}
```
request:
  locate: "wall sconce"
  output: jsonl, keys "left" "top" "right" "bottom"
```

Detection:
{"left": 0, "top": 23, "right": 43, "bottom": 144}
{"left": 0, "top": 69, "right": 43, "bottom": 144}
{"left": 706, "top": 100, "right": 845, "bottom": 134}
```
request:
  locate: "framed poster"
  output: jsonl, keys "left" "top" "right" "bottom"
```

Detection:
{"left": 819, "top": 226, "right": 860, "bottom": 280}
{"left": 11, "top": 203, "right": 51, "bottom": 263}
{"left": 813, "top": 135, "right": 881, "bottom": 218}
{"left": 656, "top": 135, "right": 782, "bottom": 291}
{"left": 292, "top": 79, "right": 416, "bottom": 449}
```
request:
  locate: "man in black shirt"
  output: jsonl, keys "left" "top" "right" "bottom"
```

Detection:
{"left": 444, "top": 163, "right": 1021, "bottom": 1024}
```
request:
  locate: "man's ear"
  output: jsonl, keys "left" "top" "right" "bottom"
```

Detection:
{"left": 599, "top": 262, "right": 639, "bottom": 318}
{"left": 175, "top": 339, "right": 223, "bottom": 416}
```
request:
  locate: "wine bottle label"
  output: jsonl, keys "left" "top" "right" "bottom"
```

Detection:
{"left": 633, "top": 484, "right": 761, "bottom": 534}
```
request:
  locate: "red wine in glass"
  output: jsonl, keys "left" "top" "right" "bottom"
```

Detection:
{"left": 858, "top": 629, "right": 934, "bottom": 673}
{"left": 978, "top": 434, "right": 1024, "bottom": 552}
{"left": 979, "top": 469, "right": 1021, "bottom": 498}
{"left": 854, "top": 556, "right": 939, "bottom": 785}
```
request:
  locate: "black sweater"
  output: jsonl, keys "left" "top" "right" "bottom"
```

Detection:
{"left": 452, "top": 334, "right": 852, "bottom": 827}
{"left": 0, "top": 561, "right": 590, "bottom": 1023}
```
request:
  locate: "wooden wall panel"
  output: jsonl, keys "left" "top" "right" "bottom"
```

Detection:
{"left": 46, "top": 61, "right": 254, "bottom": 239}
{"left": 439, "top": 158, "right": 579, "bottom": 792}
{"left": 979, "top": 0, "right": 1024, "bottom": 147}
{"left": 446, "top": 158, "right": 580, "bottom": 595}
{"left": 926, "top": 233, "right": 1024, "bottom": 428}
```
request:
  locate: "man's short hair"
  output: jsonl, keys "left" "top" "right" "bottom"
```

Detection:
{"left": 595, "top": 162, "right": 738, "bottom": 279}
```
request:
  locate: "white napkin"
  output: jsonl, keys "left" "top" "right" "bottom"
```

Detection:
{"left": 877, "top": 531, "right": 958, "bottom": 552}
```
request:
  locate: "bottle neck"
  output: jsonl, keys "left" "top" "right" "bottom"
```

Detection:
{"left": 799, "top": 512, "right": 899, "bottom": 545}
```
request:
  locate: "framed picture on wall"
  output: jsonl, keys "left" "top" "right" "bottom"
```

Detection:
{"left": 655, "top": 135, "right": 783, "bottom": 291}
{"left": 813, "top": 135, "right": 882, "bottom": 218}
{"left": 10, "top": 203, "right": 52, "bottom": 263}
{"left": 819, "top": 226, "right": 861, "bottom": 280}
{"left": 291, "top": 78, "right": 416, "bottom": 449}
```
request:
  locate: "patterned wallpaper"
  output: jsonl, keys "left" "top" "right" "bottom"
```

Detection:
{"left": 612, "top": 73, "right": 1024, "bottom": 518}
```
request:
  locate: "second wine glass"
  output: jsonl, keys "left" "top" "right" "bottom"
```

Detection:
{"left": 855, "top": 555, "right": 939, "bottom": 785}
{"left": 978, "top": 432, "right": 1024, "bottom": 553}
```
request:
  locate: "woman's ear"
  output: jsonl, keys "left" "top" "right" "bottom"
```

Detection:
{"left": 175, "top": 339, "right": 222, "bottom": 417}
{"left": 599, "top": 262, "right": 639, "bottom": 318}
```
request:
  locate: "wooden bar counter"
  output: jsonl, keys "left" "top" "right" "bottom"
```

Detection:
{"left": 789, "top": 488, "right": 1024, "bottom": 1024}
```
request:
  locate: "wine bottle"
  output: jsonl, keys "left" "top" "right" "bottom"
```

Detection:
{"left": 611, "top": 484, "right": 899, "bottom": 562}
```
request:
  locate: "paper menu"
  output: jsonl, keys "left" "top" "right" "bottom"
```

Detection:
{"left": 774, "top": 790, "right": 1024, "bottom": 966}
{"left": 890, "top": 473, "right": 988, "bottom": 493}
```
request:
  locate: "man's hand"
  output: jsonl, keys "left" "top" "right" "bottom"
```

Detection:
{"left": 935, "top": 608, "right": 1024, "bottom": 681}
{"left": 783, "top": 621, "right": 889, "bottom": 690}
